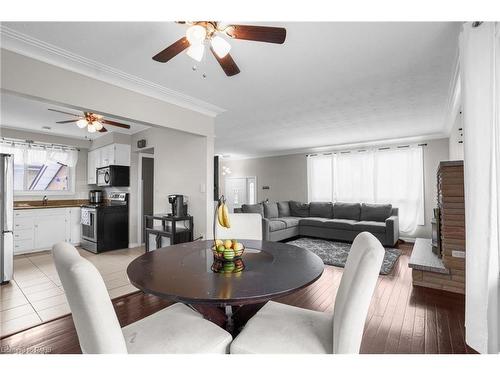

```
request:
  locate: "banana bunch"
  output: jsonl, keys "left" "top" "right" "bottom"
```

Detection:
{"left": 217, "top": 199, "right": 231, "bottom": 228}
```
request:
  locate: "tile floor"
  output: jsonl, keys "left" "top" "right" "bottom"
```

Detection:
{"left": 1, "top": 246, "right": 143, "bottom": 337}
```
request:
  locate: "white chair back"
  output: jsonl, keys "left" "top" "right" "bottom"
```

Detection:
{"left": 332, "top": 232, "right": 384, "bottom": 353}
{"left": 215, "top": 213, "right": 262, "bottom": 240}
{"left": 52, "top": 242, "right": 128, "bottom": 353}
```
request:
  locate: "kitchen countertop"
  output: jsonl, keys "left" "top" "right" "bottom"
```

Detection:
{"left": 14, "top": 199, "right": 89, "bottom": 210}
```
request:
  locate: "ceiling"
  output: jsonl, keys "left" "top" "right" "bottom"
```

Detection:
{"left": 1, "top": 22, "right": 461, "bottom": 157}
{"left": 1, "top": 93, "right": 149, "bottom": 140}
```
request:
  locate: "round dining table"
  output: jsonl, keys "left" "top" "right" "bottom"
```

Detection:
{"left": 127, "top": 239, "right": 324, "bottom": 332}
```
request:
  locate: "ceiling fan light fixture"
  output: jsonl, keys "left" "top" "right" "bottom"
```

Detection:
{"left": 76, "top": 119, "right": 88, "bottom": 128}
{"left": 211, "top": 35, "right": 231, "bottom": 58}
{"left": 87, "top": 123, "right": 97, "bottom": 133}
{"left": 186, "top": 43, "right": 205, "bottom": 62}
{"left": 92, "top": 121, "right": 103, "bottom": 131}
{"left": 186, "top": 25, "right": 206, "bottom": 45}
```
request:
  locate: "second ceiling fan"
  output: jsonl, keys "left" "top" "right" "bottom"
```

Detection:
{"left": 152, "top": 22, "right": 287, "bottom": 77}
{"left": 48, "top": 109, "right": 131, "bottom": 133}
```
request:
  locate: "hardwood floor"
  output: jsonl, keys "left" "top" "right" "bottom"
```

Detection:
{"left": 0, "top": 242, "right": 474, "bottom": 354}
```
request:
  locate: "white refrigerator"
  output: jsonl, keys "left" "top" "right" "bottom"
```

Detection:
{"left": 1, "top": 153, "right": 14, "bottom": 284}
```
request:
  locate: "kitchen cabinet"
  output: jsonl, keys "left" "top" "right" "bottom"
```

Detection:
{"left": 34, "top": 213, "right": 68, "bottom": 250}
{"left": 69, "top": 207, "right": 81, "bottom": 244}
{"left": 13, "top": 207, "right": 80, "bottom": 254}
{"left": 87, "top": 143, "right": 130, "bottom": 184}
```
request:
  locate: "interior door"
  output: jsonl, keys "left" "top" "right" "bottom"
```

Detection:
{"left": 225, "top": 177, "right": 248, "bottom": 212}
{"left": 141, "top": 156, "right": 154, "bottom": 243}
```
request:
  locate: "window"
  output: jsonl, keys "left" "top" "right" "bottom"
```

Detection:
{"left": 1, "top": 140, "right": 78, "bottom": 195}
{"left": 307, "top": 146, "right": 424, "bottom": 234}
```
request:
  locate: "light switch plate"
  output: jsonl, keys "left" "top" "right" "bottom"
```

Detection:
{"left": 452, "top": 250, "right": 466, "bottom": 258}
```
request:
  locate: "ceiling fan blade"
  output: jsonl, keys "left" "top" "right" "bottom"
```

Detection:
{"left": 102, "top": 119, "right": 131, "bottom": 129}
{"left": 210, "top": 47, "right": 240, "bottom": 76}
{"left": 225, "top": 25, "right": 286, "bottom": 44}
{"left": 56, "top": 120, "right": 79, "bottom": 124}
{"left": 152, "top": 37, "right": 190, "bottom": 63}
{"left": 98, "top": 127, "right": 108, "bottom": 133}
{"left": 48, "top": 108, "right": 81, "bottom": 117}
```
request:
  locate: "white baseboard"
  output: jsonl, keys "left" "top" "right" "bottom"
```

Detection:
{"left": 128, "top": 243, "right": 141, "bottom": 248}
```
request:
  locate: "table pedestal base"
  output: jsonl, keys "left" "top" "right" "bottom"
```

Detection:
{"left": 225, "top": 305, "right": 234, "bottom": 333}
{"left": 189, "top": 303, "right": 266, "bottom": 336}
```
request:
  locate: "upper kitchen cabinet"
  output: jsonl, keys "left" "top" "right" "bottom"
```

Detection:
{"left": 87, "top": 143, "right": 130, "bottom": 184}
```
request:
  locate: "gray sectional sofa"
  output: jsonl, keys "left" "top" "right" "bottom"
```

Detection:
{"left": 236, "top": 201, "right": 399, "bottom": 247}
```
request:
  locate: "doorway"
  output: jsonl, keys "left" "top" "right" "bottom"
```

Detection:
{"left": 140, "top": 152, "right": 154, "bottom": 244}
{"left": 224, "top": 176, "right": 257, "bottom": 212}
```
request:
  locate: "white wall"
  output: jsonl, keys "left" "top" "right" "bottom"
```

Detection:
{"left": 90, "top": 132, "right": 132, "bottom": 150}
{"left": 413, "top": 138, "right": 449, "bottom": 238}
{"left": 129, "top": 127, "right": 212, "bottom": 244}
{"left": 220, "top": 154, "right": 308, "bottom": 203}
{"left": 1, "top": 50, "right": 214, "bottom": 137}
{"left": 220, "top": 138, "right": 450, "bottom": 239}
{"left": 1, "top": 49, "right": 215, "bottom": 247}
{"left": 0, "top": 127, "right": 92, "bottom": 201}
{"left": 449, "top": 111, "right": 465, "bottom": 160}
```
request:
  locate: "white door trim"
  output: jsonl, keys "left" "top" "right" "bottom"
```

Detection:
{"left": 224, "top": 176, "right": 258, "bottom": 210}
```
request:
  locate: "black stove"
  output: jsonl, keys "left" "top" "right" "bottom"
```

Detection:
{"left": 81, "top": 193, "right": 129, "bottom": 253}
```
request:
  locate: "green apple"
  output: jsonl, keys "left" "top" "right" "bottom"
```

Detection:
{"left": 223, "top": 249, "right": 235, "bottom": 260}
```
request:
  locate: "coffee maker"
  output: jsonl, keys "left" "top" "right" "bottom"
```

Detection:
{"left": 168, "top": 194, "right": 187, "bottom": 217}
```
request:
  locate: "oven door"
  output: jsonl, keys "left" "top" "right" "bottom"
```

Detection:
{"left": 96, "top": 168, "right": 110, "bottom": 187}
{"left": 81, "top": 208, "right": 97, "bottom": 242}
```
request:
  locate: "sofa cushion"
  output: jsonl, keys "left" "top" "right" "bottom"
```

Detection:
{"left": 300, "top": 217, "right": 329, "bottom": 227}
{"left": 289, "top": 201, "right": 310, "bottom": 217}
{"left": 277, "top": 201, "right": 291, "bottom": 217}
{"left": 263, "top": 202, "right": 279, "bottom": 219}
{"left": 360, "top": 203, "right": 393, "bottom": 222}
{"left": 333, "top": 202, "right": 361, "bottom": 220}
{"left": 323, "top": 219, "right": 358, "bottom": 230}
{"left": 241, "top": 203, "right": 264, "bottom": 216}
{"left": 309, "top": 202, "right": 333, "bottom": 218}
{"left": 278, "top": 217, "right": 301, "bottom": 228}
{"left": 268, "top": 220, "right": 287, "bottom": 232}
{"left": 353, "top": 221, "right": 386, "bottom": 233}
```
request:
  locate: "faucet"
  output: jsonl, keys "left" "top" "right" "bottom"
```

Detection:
{"left": 42, "top": 195, "right": 48, "bottom": 206}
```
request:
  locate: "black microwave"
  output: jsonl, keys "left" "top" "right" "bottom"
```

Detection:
{"left": 96, "top": 165, "right": 130, "bottom": 187}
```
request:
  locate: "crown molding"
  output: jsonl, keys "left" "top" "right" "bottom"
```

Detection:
{"left": 0, "top": 25, "right": 226, "bottom": 118}
{"left": 221, "top": 133, "right": 450, "bottom": 160}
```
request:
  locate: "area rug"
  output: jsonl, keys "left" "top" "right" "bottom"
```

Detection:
{"left": 286, "top": 237, "right": 401, "bottom": 275}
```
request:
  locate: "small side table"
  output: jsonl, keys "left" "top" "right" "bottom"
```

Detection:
{"left": 144, "top": 214, "right": 194, "bottom": 252}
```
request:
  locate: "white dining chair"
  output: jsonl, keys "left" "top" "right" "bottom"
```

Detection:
{"left": 215, "top": 213, "right": 262, "bottom": 240}
{"left": 52, "top": 242, "right": 232, "bottom": 354}
{"left": 230, "top": 231, "right": 385, "bottom": 354}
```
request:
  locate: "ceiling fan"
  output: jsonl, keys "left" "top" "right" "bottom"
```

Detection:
{"left": 152, "top": 22, "right": 287, "bottom": 76}
{"left": 48, "top": 109, "right": 131, "bottom": 133}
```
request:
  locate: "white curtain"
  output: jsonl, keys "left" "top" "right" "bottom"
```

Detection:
{"left": 333, "top": 151, "right": 375, "bottom": 203}
{"left": 25, "top": 146, "right": 47, "bottom": 165}
{"left": 307, "top": 154, "right": 333, "bottom": 201}
{"left": 307, "top": 146, "right": 424, "bottom": 233}
{"left": 47, "top": 147, "right": 78, "bottom": 167}
{"left": 461, "top": 22, "right": 500, "bottom": 354}
{"left": 0, "top": 141, "right": 78, "bottom": 167}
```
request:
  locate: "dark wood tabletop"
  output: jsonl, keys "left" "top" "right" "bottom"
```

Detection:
{"left": 127, "top": 240, "right": 324, "bottom": 306}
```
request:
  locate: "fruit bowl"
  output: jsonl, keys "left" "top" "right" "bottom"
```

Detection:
{"left": 211, "top": 239, "right": 245, "bottom": 262}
